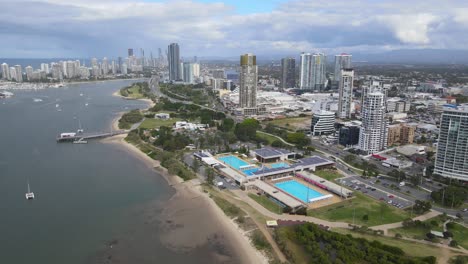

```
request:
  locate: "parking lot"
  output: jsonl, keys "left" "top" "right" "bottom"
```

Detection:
{"left": 339, "top": 177, "right": 413, "bottom": 209}
{"left": 214, "top": 174, "right": 239, "bottom": 190}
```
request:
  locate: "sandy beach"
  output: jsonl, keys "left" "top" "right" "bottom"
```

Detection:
{"left": 103, "top": 94, "right": 268, "bottom": 263}
{"left": 102, "top": 133, "right": 267, "bottom": 264}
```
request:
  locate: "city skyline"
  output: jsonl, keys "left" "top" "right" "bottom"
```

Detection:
{"left": 2, "top": 0, "right": 468, "bottom": 59}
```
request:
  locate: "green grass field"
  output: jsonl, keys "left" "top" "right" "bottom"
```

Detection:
{"left": 266, "top": 117, "right": 311, "bottom": 131}
{"left": 139, "top": 117, "right": 181, "bottom": 129}
{"left": 314, "top": 169, "right": 343, "bottom": 181}
{"left": 255, "top": 132, "right": 278, "bottom": 145}
{"left": 334, "top": 228, "right": 453, "bottom": 260}
{"left": 309, "top": 192, "right": 410, "bottom": 226}
{"left": 389, "top": 215, "right": 447, "bottom": 240}
{"left": 248, "top": 193, "right": 283, "bottom": 214}
{"left": 121, "top": 85, "right": 145, "bottom": 99}
{"left": 449, "top": 223, "right": 468, "bottom": 249}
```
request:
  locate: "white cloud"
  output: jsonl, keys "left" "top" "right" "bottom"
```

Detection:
{"left": 1, "top": 0, "right": 468, "bottom": 57}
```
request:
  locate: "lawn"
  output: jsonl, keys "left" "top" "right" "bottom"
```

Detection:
{"left": 212, "top": 195, "right": 246, "bottom": 218}
{"left": 314, "top": 169, "right": 343, "bottom": 181}
{"left": 266, "top": 117, "right": 311, "bottom": 131}
{"left": 255, "top": 131, "right": 278, "bottom": 145}
{"left": 121, "top": 85, "right": 144, "bottom": 99}
{"left": 248, "top": 193, "right": 283, "bottom": 214}
{"left": 309, "top": 192, "right": 410, "bottom": 226}
{"left": 389, "top": 215, "right": 447, "bottom": 240}
{"left": 139, "top": 117, "right": 181, "bottom": 129}
{"left": 334, "top": 228, "right": 454, "bottom": 260}
{"left": 449, "top": 223, "right": 468, "bottom": 249}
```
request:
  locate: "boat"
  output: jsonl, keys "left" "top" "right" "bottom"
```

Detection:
{"left": 73, "top": 138, "right": 88, "bottom": 144}
{"left": 77, "top": 119, "right": 84, "bottom": 133}
{"left": 55, "top": 103, "right": 60, "bottom": 108}
{"left": 33, "top": 98, "right": 43, "bottom": 102}
{"left": 25, "top": 181, "right": 35, "bottom": 200}
{"left": 80, "top": 93, "right": 84, "bottom": 97}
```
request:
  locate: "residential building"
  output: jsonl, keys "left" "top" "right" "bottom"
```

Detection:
{"left": 101, "top": 57, "right": 109, "bottom": 76}
{"left": 299, "top": 53, "right": 312, "bottom": 90}
{"left": 168, "top": 43, "right": 181, "bottom": 81}
{"left": 358, "top": 91, "right": 387, "bottom": 154}
{"left": 193, "top": 63, "right": 200, "bottom": 78}
{"left": 337, "top": 68, "right": 354, "bottom": 119}
{"left": 281, "top": 57, "right": 295, "bottom": 89}
{"left": 183, "top": 62, "right": 194, "bottom": 83}
{"left": 334, "top": 53, "right": 352, "bottom": 82}
{"left": 311, "top": 110, "right": 335, "bottom": 136}
{"left": 14, "top": 65, "right": 23, "bottom": 82}
{"left": 9, "top": 67, "right": 17, "bottom": 82}
{"left": 40, "top": 63, "right": 49, "bottom": 74}
{"left": 239, "top": 53, "right": 258, "bottom": 114}
{"left": 1, "top": 63, "right": 10, "bottom": 80}
{"left": 311, "top": 53, "right": 326, "bottom": 91}
{"left": 434, "top": 105, "right": 468, "bottom": 181}
{"left": 212, "top": 69, "right": 225, "bottom": 79}
{"left": 25, "top": 66, "right": 33, "bottom": 81}
{"left": 128, "top": 48, "right": 134, "bottom": 57}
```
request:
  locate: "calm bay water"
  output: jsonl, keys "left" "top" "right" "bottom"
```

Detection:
{"left": 0, "top": 80, "right": 219, "bottom": 263}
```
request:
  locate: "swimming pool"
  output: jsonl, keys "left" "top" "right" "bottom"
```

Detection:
{"left": 218, "top": 155, "right": 249, "bottom": 170}
{"left": 275, "top": 180, "right": 324, "bottom": 203}
{"left": 243, "top": 168, "right": 259, "bottom": 176}
{"left": 270, "top": 162, "right": 289, "bottom": 169}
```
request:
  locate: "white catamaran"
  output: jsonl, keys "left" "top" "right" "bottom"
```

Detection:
{"left": 25, "top": 181, "right": 35, "bottom": 200}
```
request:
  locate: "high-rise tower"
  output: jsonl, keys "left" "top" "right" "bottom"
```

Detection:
{"left": 281, "top": 57, "right": 295, "bottom": 89}
{"left": 334, "top": 54, "right": 352, "bottom": 82}
{"left": 239, "top": 53, "right": 258, "bottom": 114}
{"left": 338, "top": 68, "right": 354, "bottom": 119}
{"left": 168, "top": 43, "right": 181, "bottom": 81}
{"left": 358, "top": 90, "right": 387, "bottom": 154}
{"left": 434, "top": 105, "right": 468, "bottom": 181}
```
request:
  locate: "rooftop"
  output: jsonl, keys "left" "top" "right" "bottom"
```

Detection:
{"left": 254, "top": 147, "right": 295, "bottom": 159}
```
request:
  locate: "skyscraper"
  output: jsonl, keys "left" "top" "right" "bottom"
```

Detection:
{"left": 102, "top": 57, "right": 109, "bottom": 76}
{"left": 299, "top": 53, "right": 312, "bottom": 89}
{"left": 128, "top": 48, "right": 134, "bottom": 57}
{"left": 40, "top": 63, "right": 50, "bottom": 74}
{"left": 281, "top": 57, "right": 295, "bottom": 89}
{"left": 183, "top": 62, "right": 194, "bottom": 84}
{"left": 14, "top": 65, "right": 23, "bottom": 82}
{"left": 337, "top": 68, "right": 354, "bottom": 119}
{"left": 239, "top": 53, "right": 258, "bottom": 114}
{"left": 25, "top": 66, "right": 33, "bottom": 81}
{"left": 168, "top": 43, "right": 181, "bottom": 81}
{"left": 1, "top": 63, "right": 11, "bottom": 80}
{"left": 334, "top": 54, "right": 352, "bottom": 82}
{"left": 358, "top": 90, "right": 387, "bottom": 154}
{"left": 434, "top": 105, "right": 468, "bottom": 181}
{"left": 311, "top": 53, "right": 326, "bottom": 91}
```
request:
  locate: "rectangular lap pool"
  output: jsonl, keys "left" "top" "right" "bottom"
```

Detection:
{"left": 275, "top": 180, "right": 324, "bottom": 203}
{"left": 218, "top": 155, "right": 249, "bottom": 170}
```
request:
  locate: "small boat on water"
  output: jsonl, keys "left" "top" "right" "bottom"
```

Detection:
{"left": 33, "top": 98, "right": 43, "bottom": 102}
{"left": 73, "top": 138, "right": 88, "bottom": 144}
{"left": 25, "top": 181, "right": 35, "bottom": 200}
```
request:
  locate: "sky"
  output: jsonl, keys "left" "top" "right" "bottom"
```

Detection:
{"left": 1, "top": 0, "right": 468, "bottom": 58}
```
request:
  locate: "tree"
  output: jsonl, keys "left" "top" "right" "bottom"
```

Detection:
{"left": 286, "top": 132, "right": 310, "bottom": 147}
{"left": 431, "top": 186, "right": 468, "bottom": 208}
{"left": 449, "top": 240, "right": 458, "bottom": 247}
{"left": 272, "top": 140, "right": 285, "bottom": 148}
{"left": 219, "top": 118, "right": 235, "bottom": 132}
{"left": 344, "top": 154, "right": 356, "bottom": 164}
{"left": 192, "top": 158, "right": 200, "bottom": 173}
{"left": 362, "top": 214, "right": 369, "bottom": 221}
{"left": 412, "top": 200, "right": 432, "bottom": 214}
{"left": 206, "top": 167, "right": 215, "bottom": 185}
{"left": 234, "top": 118, "right": 260, "bottom": 141}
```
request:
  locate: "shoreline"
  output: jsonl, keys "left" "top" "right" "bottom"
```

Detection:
{"left": 103, "top": 134, "right": 267, "bottom": 263}
{"left": 105, "top": 90, "right": 268, "bottom": 263}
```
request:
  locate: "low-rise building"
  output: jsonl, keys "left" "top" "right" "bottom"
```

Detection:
{"left": 311, "top": 110, "right": 335, "bottom": 136}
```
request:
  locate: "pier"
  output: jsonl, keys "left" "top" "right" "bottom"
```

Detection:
{"left": 56, "top": 130, "right": 129, "bottom": 142}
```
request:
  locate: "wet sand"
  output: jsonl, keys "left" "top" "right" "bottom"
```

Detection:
{"left": 100, "top": 120, "right": 267, "bottom": 264}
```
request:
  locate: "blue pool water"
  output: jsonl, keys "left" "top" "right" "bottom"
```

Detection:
{"left": 243, "top": 168, "right": 259, "bottom": 176}
{"left": 218, "top": 155, "right": 249, "bottom": 170}
{"left": 275, "top": 180, "right": 324, "bottom": 203}
{"left": 270, "top": 162, "right": 289, "bottom": 169}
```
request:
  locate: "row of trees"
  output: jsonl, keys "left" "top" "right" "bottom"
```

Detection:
{"left": 275, "top": 223, "right": 436, "bottom": 264}
{"left": 431, "top": 186, "right": 468, "bottom": 208}
{"left": 118, "top": 109, "right": 143, "bottom": 129}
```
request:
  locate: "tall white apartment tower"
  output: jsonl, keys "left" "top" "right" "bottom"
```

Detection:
{"left": 358, "top": 90, "right": 388, "bottom": 154}
{"left": 239, "top": 53, "right": 258, "bottom": 114}
{"left": 299, "top": 53, "right": 312, "bottom": 90}
{"left": 334, "top": 53, "right": 352, "bottom": 82}
{"left": 338, "top": 68, "right": 354, "bottom": 119}
{"left": 311, "top": 53, "right": 326, "bottom": 91}
{"left": 434, "top": 105, "right": 468, "bottom": 181}
{"left": 14, "top": 65, "right": 23, "bottom": 82}
{"left": 1, "top": 63, "right": 11, "bottom": 80}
